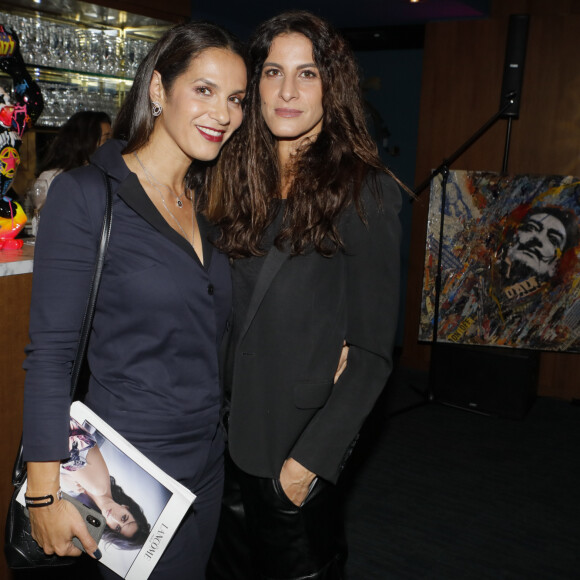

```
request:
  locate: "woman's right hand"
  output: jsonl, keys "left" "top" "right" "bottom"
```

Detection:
{"left": 27, "top": 461, "right": 101, "bottom": 559}
{"left": 28, "top": 495, "right": 100, "bottom": 558}
{"left": 334, "top": 341, "right": 349, "bottom": 383}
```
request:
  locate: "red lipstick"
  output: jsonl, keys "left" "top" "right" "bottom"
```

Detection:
{"left": 196, "top": 125, "right": 225, "bottom": 142}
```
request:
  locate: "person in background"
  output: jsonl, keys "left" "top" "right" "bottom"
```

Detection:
{"left": 22, "top": 20, "right": 246, "bottom": 579}
{"left": 28, "top": 111, "right": 112, "bottom": 232}
{"left": 207, "top": 10, "right": 404, "bottom": 580}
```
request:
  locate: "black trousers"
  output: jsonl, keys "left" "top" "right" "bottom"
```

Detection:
{"left": 207, "top": 450, "right": 346, "bottom": 580}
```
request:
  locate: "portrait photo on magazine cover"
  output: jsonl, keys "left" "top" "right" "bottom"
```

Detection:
{"left": 63, "top": 415, "right": 172, "bottom": 576}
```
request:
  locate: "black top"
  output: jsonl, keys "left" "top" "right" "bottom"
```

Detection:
{"left": 225, "top": 199, "right": 285, "bottom": 398}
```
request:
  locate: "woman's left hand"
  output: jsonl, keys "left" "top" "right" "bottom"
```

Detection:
{"left": 279, "top": 458, "right": 316, "bottom": 506}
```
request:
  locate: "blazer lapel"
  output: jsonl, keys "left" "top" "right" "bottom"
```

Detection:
{"left": 239, "top": 246, "right": 287, "bottom": 340}
{"left": 196, "top": 212, "right": 214, "bottom": 270}
{"left": 117, "top": 173, "right": 211, "bottom": 266}
{"left": 92, "top": 140, "right": 213, "bottom": 267}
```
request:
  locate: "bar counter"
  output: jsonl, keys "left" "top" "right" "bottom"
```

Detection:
{"left": 0, "top": 242, "right": 34, "bottom": 276}
{"left": 0, "top": 242, "right": 34, "bottom": 580}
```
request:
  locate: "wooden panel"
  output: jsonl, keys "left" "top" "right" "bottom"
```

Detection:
{"left": 401, "top": 0, "right": 580, "bottom": 399}
{"left": 0, "top": 274, "right": 31, "bottom": 580}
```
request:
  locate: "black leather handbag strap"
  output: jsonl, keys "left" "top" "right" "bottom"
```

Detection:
{"left": 69, "top": 166, "right": 113, "bottom": 399}
{"left": 11, "top": 165, "right": 113, "bottom": 486}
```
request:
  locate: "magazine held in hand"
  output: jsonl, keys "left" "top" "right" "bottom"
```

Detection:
{"left": 17, "top": 401, "right": 196, "bottom": 579}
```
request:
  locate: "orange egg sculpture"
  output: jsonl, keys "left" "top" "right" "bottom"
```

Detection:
{"left": 0, "top": 196, "right": 26, "bottom": 249}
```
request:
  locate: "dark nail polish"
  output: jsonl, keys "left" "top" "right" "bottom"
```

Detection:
{"left": 94, "top": 549, "right": 102, "bottom": 560}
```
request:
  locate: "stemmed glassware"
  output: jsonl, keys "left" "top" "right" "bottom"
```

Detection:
{"left": 26, "top": 179, "right": 49, "bottom": 237}
{"left": 1, "top": 14, "right": 156, "bottom": 127}
{"left": 2, "top": 14, "right": 154, "bottom": 77}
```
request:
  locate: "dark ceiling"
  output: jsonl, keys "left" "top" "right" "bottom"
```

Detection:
{"left": 192, "top": 0, "right": 491, "bottom": 45}
{"left": 2, "top": 0, "right": 491, "bottom": 50}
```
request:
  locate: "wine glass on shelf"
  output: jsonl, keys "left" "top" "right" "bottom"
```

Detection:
{"left": 27, "top": 179, "right": 49, "bottom": 237}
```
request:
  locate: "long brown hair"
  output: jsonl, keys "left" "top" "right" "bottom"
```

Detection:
{"left": 208, "top": 10, "right": 405, "bottom": 257}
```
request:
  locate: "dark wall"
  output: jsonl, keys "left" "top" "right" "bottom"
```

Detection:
{"left": 355, "top": 49, "right": 423, "bottom": 345}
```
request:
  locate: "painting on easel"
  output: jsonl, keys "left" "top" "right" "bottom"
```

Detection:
{"left": 419, "top": 170, "right": 580, "bottom": 352}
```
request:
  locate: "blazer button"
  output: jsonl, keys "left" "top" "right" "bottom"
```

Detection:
{"left": 207, "top": 284, "right": 214, "bottom": 295}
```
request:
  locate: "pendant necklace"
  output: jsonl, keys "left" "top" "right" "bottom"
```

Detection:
{"left": 133, "top": 152, "right": 187, "bottom": 208}
{"left": 134, "top": 152, "right": 194, "bottom": 244}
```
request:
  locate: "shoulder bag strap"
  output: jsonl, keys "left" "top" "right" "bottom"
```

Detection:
{"left": 11, "top": 165, "right": 113, "bottom": 486}
{"left": 69, "top": 166, "right": 113, "bottom": 400}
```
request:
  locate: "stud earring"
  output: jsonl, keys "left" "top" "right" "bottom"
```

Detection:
{"left": 151, "top": 101, "right": 162, "bottom": 117}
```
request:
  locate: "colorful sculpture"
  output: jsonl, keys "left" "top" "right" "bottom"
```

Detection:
{"left": 0, "top": 24, "right": 43, "bottom": 249}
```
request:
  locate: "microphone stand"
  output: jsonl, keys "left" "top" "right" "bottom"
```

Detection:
{"left": 397, "top": 95, "right": 517, "bottom": 413}
{"left": 414, "top": 94, "right": 516, "bottom": 197}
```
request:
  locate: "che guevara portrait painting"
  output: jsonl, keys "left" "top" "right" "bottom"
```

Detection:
{"left": 419, "top": 170, "right": 580, "bottom": 353}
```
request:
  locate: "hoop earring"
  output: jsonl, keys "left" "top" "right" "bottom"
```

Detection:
{"left": 151, "top": 101, "right": 162, "bottom": 117}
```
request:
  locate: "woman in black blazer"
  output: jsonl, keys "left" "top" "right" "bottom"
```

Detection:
{"left": 207, "top": 10, "right": 405, "bottom": 580}
{"left": 22, "top": 22, "right": 246, "bottom": 578}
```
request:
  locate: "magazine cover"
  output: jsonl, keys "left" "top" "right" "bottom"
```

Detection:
{"left": 18, "top": 401, "right": 196, "bottom": 579}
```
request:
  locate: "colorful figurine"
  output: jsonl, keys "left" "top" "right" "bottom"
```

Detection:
{"left": 0, "top": 24, "right": 43, "bottom": 249}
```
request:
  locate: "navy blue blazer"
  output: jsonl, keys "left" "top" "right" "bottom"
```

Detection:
{"left": 227, "top": 172, "right": 402, "bottom": 484}
{"left": 23, "top": 140, "right": 232, "bottom": 487}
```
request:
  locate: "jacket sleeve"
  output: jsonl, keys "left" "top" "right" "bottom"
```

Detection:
{"left": 22, "top": 169, "right": 103, "bottom": 462}
{"left": 289, "top": 172, "right": 402, "bottom": 483}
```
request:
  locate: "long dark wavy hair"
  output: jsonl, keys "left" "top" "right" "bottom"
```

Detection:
{"left": 98, "top": 476, "right": 151, "bottom": 550}
{"left": 208, "top": 10, "right": 407, "bottom": 257}
{"left": 113, "top": 21, "right": 246, "bottom": 197}
{"left": 36, "top": 111, "right": 111, "bottom": 175}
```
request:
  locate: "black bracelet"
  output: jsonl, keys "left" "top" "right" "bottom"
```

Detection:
{"left": 24, "top": 489, "right": 62, "bottom": 508}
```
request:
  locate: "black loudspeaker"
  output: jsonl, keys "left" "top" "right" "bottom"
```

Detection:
{"left": 430, "top": 343, "right": 539, "bottom": 419}
{"left": 499, "top": 14, "right": 530, "bottom": 118}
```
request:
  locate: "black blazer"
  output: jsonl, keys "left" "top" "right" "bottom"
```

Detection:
{"left": 227, "top": 172, "right": 402, "bottom": 484}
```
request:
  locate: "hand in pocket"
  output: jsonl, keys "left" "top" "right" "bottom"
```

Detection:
{"left": 279, "top": 458, "right": 316, "bottom": 506}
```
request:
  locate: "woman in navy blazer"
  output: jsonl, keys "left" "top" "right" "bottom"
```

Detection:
{"left": 22, "top": 22, "right": 246, "bottom": 578}
{"left": 207, "top": 11, "right": 405, "bottom": 580}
